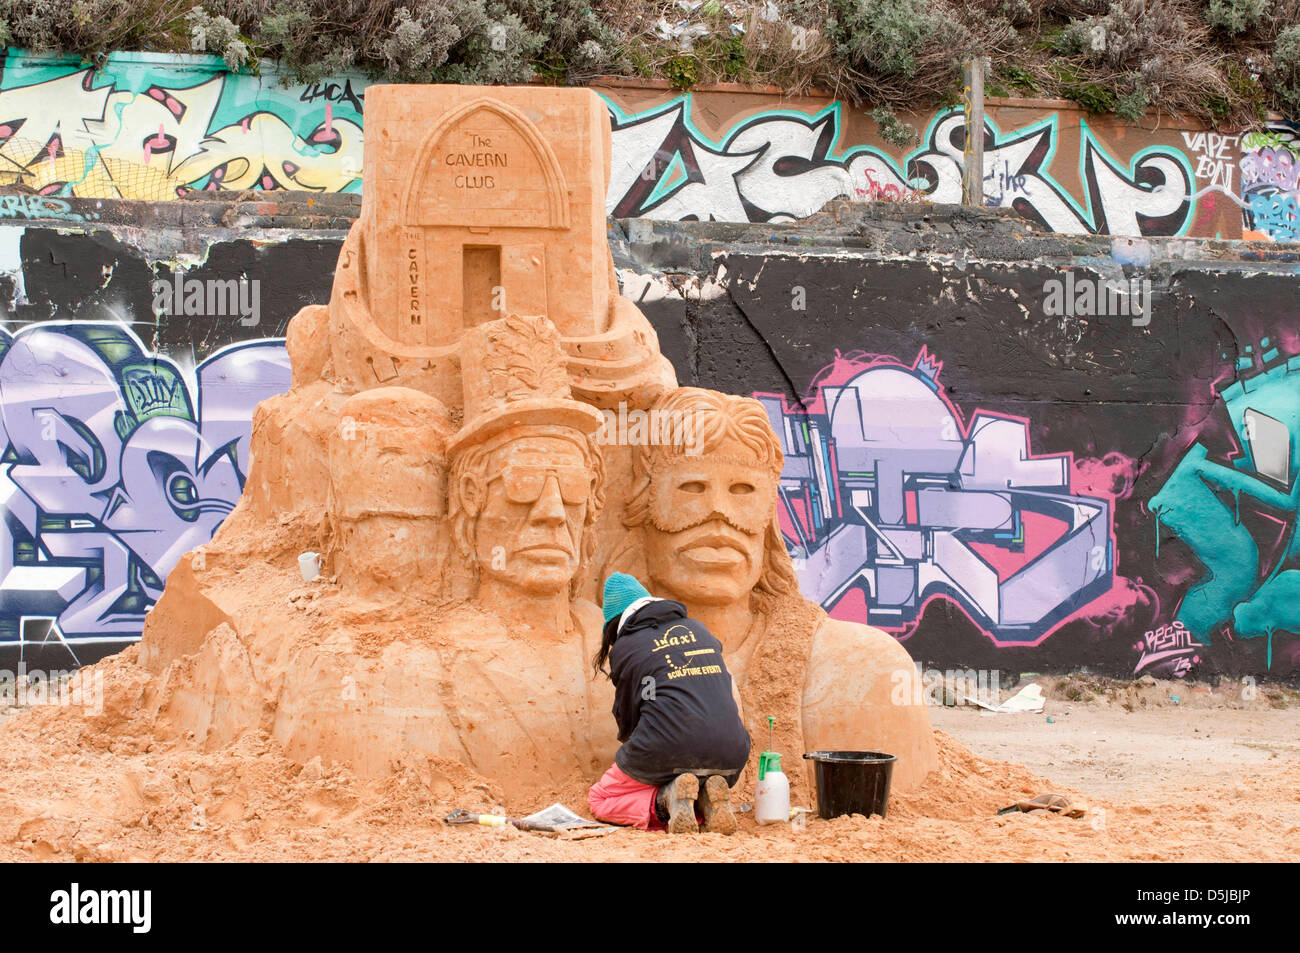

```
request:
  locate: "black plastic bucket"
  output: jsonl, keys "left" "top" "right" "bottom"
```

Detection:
{"left": 803, "top": 750, "right": 897, "bottom": 819}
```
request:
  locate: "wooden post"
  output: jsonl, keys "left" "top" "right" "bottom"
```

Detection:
{"left": 962, "top": 57, "right": 985, "bottom": 207}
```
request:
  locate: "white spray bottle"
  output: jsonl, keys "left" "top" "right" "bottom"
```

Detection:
{"left": 755, "top": 716, "right": 790, "bottom": 825}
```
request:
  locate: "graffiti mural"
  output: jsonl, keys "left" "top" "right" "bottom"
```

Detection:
{"left": 607, "top": 98, "right": 921, "bottom": 222}
{"left": 0, "top": 49, "right": 1242, "bottom": 237}
{"left": 0, "top": 51, "right": 363, "bottom": 200}
{"left": 1150, "top": 342, "right": 1300, "bottom": 668}
{"left": 0, "top": 86, "right": 1292, "bottom": 679}
{"left": 960, "top": 114, "right": 1193, "bottom": 236}
{"left": 1133, "top": 621, "right": 1201, "bottom": 678}
{"left": 606, "top": 97, "right": 1195, "bottom": 235}
{"left": 0, "top": 322, "right": 290, "bottom": 660}
{"left": 756, "top": 348, "right": 1116, "bottom": 645}
{"left": 1240, "top": 121, "right": 1300, "bottom": 242}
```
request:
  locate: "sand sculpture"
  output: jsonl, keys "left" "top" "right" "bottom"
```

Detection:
{"left": 138, "top": 84, "right": 939, "bottom": 802}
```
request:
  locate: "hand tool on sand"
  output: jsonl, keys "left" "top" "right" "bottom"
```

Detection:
{"left": 443, "top": 808, "right": 549, "bottom": 831}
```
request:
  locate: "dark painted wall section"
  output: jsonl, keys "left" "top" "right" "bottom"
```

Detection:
{"left": 617, "top": 209, "right": 1300, "bottom": 683}
{"left": 3, "top": 230, "right": 339, "bottom": 346}
{"left": 0, "top": 215, "right": 342, "bottom": 672}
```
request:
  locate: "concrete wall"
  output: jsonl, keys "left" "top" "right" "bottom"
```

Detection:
{"left": 2, "top": 49, "right": 1296, "bottom": 239}
{"left": 618, "top": 206, "right": 1300, "bottom": 683}
{"left": 0, "top": 196, "right": 349, "bottom": 669}
{"left": 1, "top": 194, "right": 1298, "bottom": 685}
{"left": 1, "top": 49, "right": 1297, "bottom": 680}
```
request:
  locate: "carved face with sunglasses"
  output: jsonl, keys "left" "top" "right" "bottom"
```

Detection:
{"left": 452, "top": 429, "right": 602, "bottom": 600}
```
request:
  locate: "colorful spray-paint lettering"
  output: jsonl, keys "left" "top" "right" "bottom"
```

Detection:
{"left": 757, "top": 349, "right": 1116, "bottom": 644}
{"left": 0, "top": 51, "right": 362, "bottom": 200}
{"left": 0, "top": 323, "right": 290, "bottom": 661}
{"left": 1150, "top": 341, "right": 1300, "bottom": 667}
{"left": 606, "top": 99, "right": 1195, "bottom": 236}
{"left": 1240, "top": 122, "right": 1300, "bottom": 242}
{"left": 0, "top": 49, "right": 1289, "bottom": 240}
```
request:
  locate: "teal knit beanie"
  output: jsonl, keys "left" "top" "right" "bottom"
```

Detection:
{"left": 602, "top": 572, "right": 652, "bottom": 624}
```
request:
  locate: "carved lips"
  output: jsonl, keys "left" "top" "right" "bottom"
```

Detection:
{"left": 674, "top": 525, "right": 753, "bottom": 570}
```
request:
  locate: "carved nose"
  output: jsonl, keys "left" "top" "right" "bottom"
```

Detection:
{"left": 528, "top": 474, "right": 567, "bottom": 525}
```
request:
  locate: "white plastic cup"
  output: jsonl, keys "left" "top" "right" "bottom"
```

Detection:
{"left": 298, "top": 551, "right": 321, "bottom": 583}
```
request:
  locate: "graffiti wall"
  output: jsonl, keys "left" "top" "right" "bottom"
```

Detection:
{"left": 0, "top": 50, "right": 363, "bottom": 200}
{"left": 0, "top": 219, "right": 336, "bottom": 668}
{"left": 756, "top": 348, "right": 1116, "bottom": 645}
{"left": 1241, "top": 121, "right": 1300, "bottom": 242}
{"left": 1, "top": 118, "right": 1299, "bottom": 681}
{"left": 604, "top": 93, "right": 1199, "bottom": 236}
{"left": 0, "top": 49, "right": 1294, "bottom": 239}
{"left": 0, "top": 325, "right": 289, "bottom": 657}
{"left": 621, "top": 223, "right": 1300, "bottom": 682}
{"left": 1150, "top": 338, "right": 1300, "bottom": 669}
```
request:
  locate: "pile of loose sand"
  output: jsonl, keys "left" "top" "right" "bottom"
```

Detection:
{"left": 1, "top": 648, "right": 1296, "bottom": 862}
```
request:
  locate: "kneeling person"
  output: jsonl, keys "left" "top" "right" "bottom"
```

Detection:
{"left": 588, "top": 573, "right": 751, "bottom": 834}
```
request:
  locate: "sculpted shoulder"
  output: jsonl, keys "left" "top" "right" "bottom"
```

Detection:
{"left": 431, "top": 602, "right": 510, "bottom": 642}
{"left": 573, "top": 597, "right": 605, "bottom": 656}
{"left": 805, "top": 616, "right": 917, "bottom": 703}
{"left": 801, "top": 614, "right": 940, "bottom": 792}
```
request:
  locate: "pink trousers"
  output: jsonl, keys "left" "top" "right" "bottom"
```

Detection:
{"left": 587, "top": 764, "right": 666, "bottom": 831}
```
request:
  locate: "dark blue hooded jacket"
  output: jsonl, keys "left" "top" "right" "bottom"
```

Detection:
{"left": 607, "top": 598, "right": 751, "bottom": 787}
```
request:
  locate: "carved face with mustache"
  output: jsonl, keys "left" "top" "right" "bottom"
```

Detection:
{"left": 643, "top": 454, "right": 776, "bottom": 608}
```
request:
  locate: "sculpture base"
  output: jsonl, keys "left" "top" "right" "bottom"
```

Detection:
{"left": 142, "top": 542, "right": 618, "bottom": 801}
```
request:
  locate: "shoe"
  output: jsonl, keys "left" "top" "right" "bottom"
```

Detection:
{"left": 657, "top": 774, "right": 700, "bottom": 834}
{"left": 698, "top": 774, "right": 738, "bottom": 835}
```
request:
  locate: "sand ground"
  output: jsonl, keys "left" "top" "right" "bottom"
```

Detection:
{"left": 0, "top": 658, "right": 1296, "bottom": 862}
{"left": 930, "top": 703, "right": 1300, "bottom": 801}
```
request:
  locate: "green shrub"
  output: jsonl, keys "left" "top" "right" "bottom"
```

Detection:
{"left": 1052, "top": 20, "right": 1093, "bottom": 56}
{"left": 0, "top": 0, "right": 1290, "bottom": 125}
{"left": 827, "top": 0, "right": 942, "bottom": 78}
{"left": 996, "top": 0, "right": 1033, "bottom": 26}
{"left": 186, "top": 8, "right": 249, "bottom": 70}
{"left": 1115, "top": 82, "right": 1151, "bottom": 121}
{"left": 869, "top": 106, "right": 918, "bottom": 146}
{"left": 1206, "top": 0, "right": 1265, "bottom": 35}
{"left": 179, "top": 1, "right": 621, "bottom": 84}
{"left": 1050, "top": 61, "right": 1118, "bottom": 113}
{"left": 1275, "top": 25, "right": 1300, "bottom": 109}
{"left": 1068, "top": 81, "right": 1118, "bottom": 113}
{"left": 665, "top": 52, "right": 699, "bottom": 89}
{"left": 0, "top": 0, "right": 193, "bottom": 60}
{"left": 998, "top": 62, "right": 1040, "bottom": 94}
{"left": 1224, "top": 60, "right": 1267, "bottom": 118}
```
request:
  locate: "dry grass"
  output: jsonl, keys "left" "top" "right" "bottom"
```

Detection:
{"left": 590, "top": 0, "right": 1288, "bottom": 125}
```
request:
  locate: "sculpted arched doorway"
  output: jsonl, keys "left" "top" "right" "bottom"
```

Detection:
{"left": 398, "top": 98, "right": 570, "bottom": 338}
